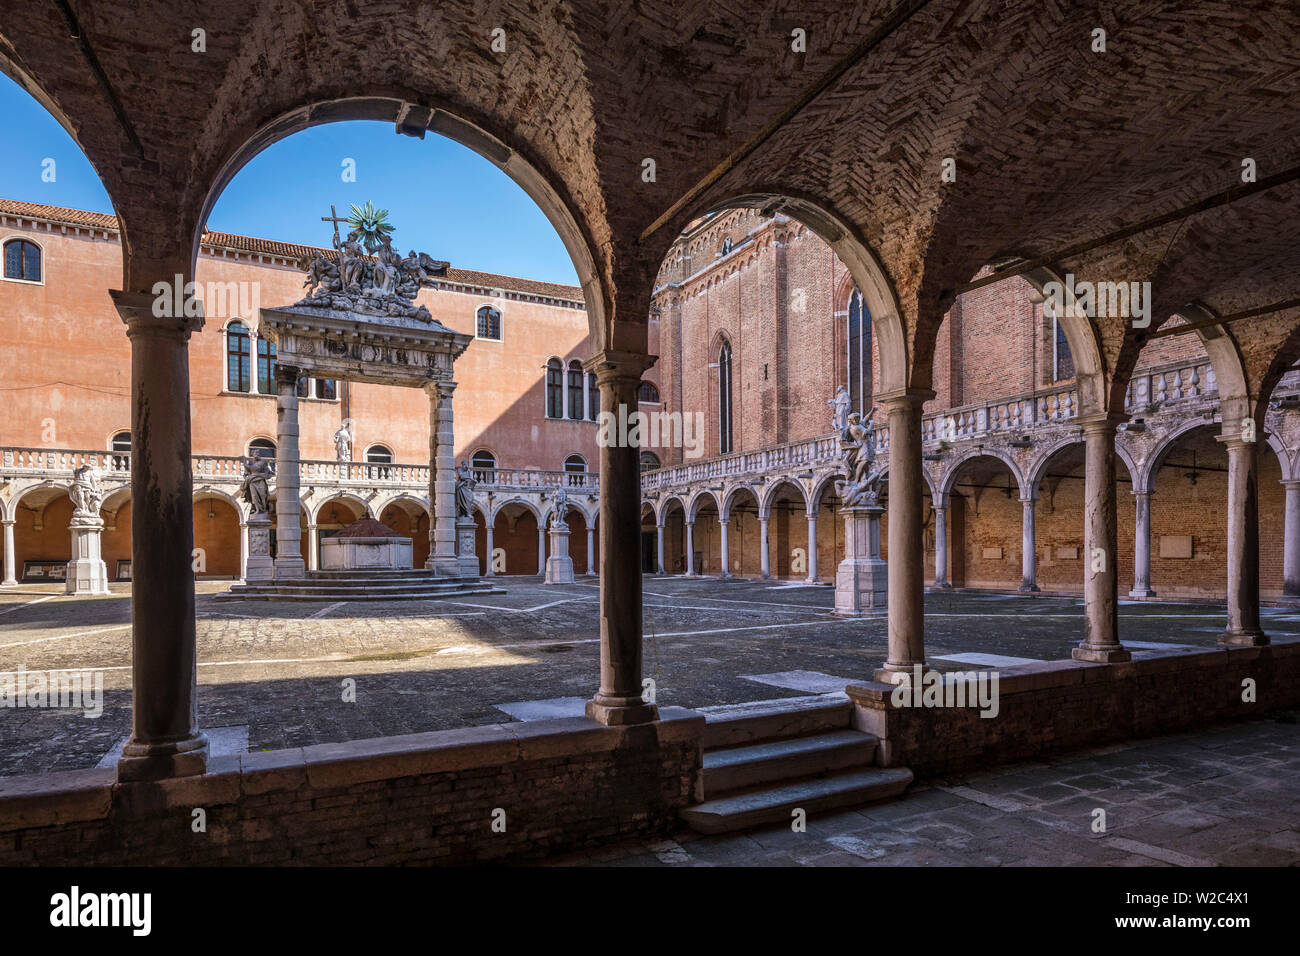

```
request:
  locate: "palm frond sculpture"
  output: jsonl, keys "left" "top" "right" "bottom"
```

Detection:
{"left": 345, "top": 200, "right": 394, "bottom": 252}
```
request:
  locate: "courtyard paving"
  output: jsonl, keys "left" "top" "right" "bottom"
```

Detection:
{"left": 2, "top": 576, "right": 1300, "bottom": 778}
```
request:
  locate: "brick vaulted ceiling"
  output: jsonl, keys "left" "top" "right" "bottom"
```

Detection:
{"left": 1, "top": 0, "right": 1298, "bottom": 401}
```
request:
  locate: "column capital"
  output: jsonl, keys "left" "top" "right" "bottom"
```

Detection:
{"left": 274, "top": 363, "right": 301, "bottom": 387}
{"left": 111, "top": 289, "right": 204, "bottom": 339}
{"left": 1216, "top": 432, "right": 1258, "bottom": 452}
{"left": 1131, "top": 488, "right": 1153, "bottom": 499}
{"left": 0, "top": 518, "right": 13, "bottom": 527}
{"left": 1075, "top": 411, "right": 1129, "bottom": 434}
{"left": 874, "top": 387, "right": 935, "bottom": 411}
{"left": 423, "top": 379, "right": 457, "bottom": 400}
{"left": 1019, "top": 495, "right": 1037, "bottom": 505}
{"left": 583, "top": 349, "right": 657, "bottom": 385}
{"left": 1281, "top": 479, "right": 1300, "bottom": 490}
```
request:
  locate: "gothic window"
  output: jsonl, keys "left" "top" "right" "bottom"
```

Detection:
{"left": 638, "top": 381, "right": 660, "bottom": 403}
{"left": 476, "top": 305, "right": 502, "bottom": 340}
{"left": 718, "top": 340, "right": 733, "bottom": 455}
{"left": 639, "top": 451, "right": 661, "bottom": 473}
{"left": 546, "top": 358, "right": 563, "bottom": 417}
{"left": 847, "top": 288, "right": 872, "bottom": 416}
{"left": 1053, "top": 316, "right": 1075, "bottom": 382}
{"left": 256, "top": 334, "right": 277, "bottom": 395}
{"left": 587, "top": 372, "right": 599, "bottom": 420}
{"left": 3, "top": 239, "right": 41, "bottom": 282}
{"left": 567, "top": 360, "right": 584, "bottom": 420}
{"left": 227, "top": 322, "right": 252, "bottom": 393}
{"left": 720, "top": 236, "right": 733, "bottom": 256}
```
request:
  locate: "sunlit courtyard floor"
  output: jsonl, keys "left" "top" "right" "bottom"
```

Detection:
{"left": 3, "top": 576, "right": 1300, "bottom": 775}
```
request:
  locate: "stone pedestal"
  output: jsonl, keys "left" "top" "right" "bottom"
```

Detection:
{"left": 457, "top": 516, "right": 479, "bottom": 578}
{"left": 244, "top": 513, "right": 274, "bottom": 583}
{"left": 545, "top": 523, "right": 575, "bottom": 584}
{"left": 65, "top": 515, "right": 110, "bottom": 595}
{"left": 833, "top": 505, "right": 887, "bottom": 617}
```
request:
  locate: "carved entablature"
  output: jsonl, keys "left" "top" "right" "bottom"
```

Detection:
{"left": 259, "top": 304, "right": 471, "bottom": 388}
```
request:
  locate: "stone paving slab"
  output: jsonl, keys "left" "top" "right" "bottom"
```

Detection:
{"left": 493, "top": 697, "right": 589, "bottom": 721}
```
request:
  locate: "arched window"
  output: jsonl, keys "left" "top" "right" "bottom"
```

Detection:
{"left": 546, "top": 358, "right": 563, "bottom": 418}
{"left": 227, "top": 322, "right": 252, "bottom": 393}
{"left": 638, "top": 381, "right": 660, "bottom": 403}
{"left": 639, "top": 451, "right": 661, "bottom": 473}
{"left": 472, "top": 449, "right": 497, "bottom": 481}
{"left": 587, "top": 372, "right": 599, "bottom": 420}
{"left": 847, "top": 288, "right": 872, "bottom": 416}
{"left": 564, "top": 454, "right": 586, "bottom": 485}
{"left": 256, "top": 334, "right": 277, "bottom": 395}
{"left": 718, "top": 340, "right": 733, "bottom": 455}
{"left": 366, "top": 444, "right": 392, "bottom": 480}
{"left": 476, "top": 305, "right": 502, "bottom": 340}
{"left": 3, "top": 239, "right": 41, "bottom": 282}
{"left": 110, "top": 431, "right": 131, "bottom": 471}
{"left": 247, "top": 438, "right": 276, "bottom": 459}
{"left": 567, "top": 360, "right": 584, "bottom": 420}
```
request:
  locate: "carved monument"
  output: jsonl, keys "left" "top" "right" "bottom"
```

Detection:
{"left": 833, "top": 406, "right": 887, "bottom": 616}
{"left": 544, "top": 485, "right": 576, "bottom": 584}
{"left": 66, "top": 464, "right": 110, "bottom": 595}
{"left": 239, "top": 456, "right": 274, "bottom": 583}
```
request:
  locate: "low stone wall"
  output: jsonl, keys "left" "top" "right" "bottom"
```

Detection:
{"left": 849, "top": 639, "right": 1300, "bottom": 778}
{"left": 0, "top": 708, "right": 704, "bottom": 866}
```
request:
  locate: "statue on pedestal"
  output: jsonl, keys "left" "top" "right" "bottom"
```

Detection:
{"left": 828, "top": 386, "right": 851, "bottom": 433}
{"left": 550, "top": 486, "right": 570, "bottom": 531}
{"left": 333, "top": 420, "right": 353, "bottom": 462}
{"left": 455, "top": 460, "right": 477, "bottom": 517}
{"left": 239, "top": 456, "right": 272, "bottom": 515}
{"left": 69, "top": 464, "right": 104, "bottom": 519}
{"left": 838, "top": 407, "right": 882, "bottom": 508}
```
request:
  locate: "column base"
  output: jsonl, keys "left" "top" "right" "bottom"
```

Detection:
{"left": 1, "top": 579, "right": 16, "bottom": 587}
{"left": 425, "top": 555, "right": 463, "bottom": 577}
{"left": 1128, "top": 587, "right": 1156, "bottom": 598}
{"left": 116, "top": 731, "right": 210, "bottom": 782}
{"left": 930, "top": 580, "right": 953, "bottom": 590}
{"left": 1018, "top": 582, "right": 1040, "bottom": 593}
{"left": 1072, "top": 643, "right": 1132, "bottom": 663}
{"left": 585, "top": 697, "right": 659, "bottom": 726}
{"left": 872, "top": 662, "right": 933, "bottom": 685}
{"left": 274, "top": 557, "right": 307, "bottom": 580}
{"left": 1219, "top": 627, "right": 1269, "bottom": 647}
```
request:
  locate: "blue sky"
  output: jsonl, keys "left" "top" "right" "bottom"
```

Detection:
{"left": 0, "top": 74, "right": 579, "bottom": 285}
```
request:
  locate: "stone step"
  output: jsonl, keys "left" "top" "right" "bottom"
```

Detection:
{"left": 679, "top": 767, "right": 914, "bottom": 834}
{"left": 306, "top": 569, "right": 452, "bottom": 579}
{"left": 216, "top": 581, "right": 501, "bottom": 601}
{"left": 703, "top": 729, "right": 879, "bottom": 795}
{"left": 698, "top": 694, "right": 853, "bottom": 749}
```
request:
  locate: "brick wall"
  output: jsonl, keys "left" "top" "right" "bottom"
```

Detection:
{"left": 0, "top": 710, "right": 704, "bottom": 866}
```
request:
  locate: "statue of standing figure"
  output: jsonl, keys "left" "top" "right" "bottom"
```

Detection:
{"left": 239, "top": 456, "right": 272, "bottom": 515}
{"left": 454, "top": 460, "right": 477, "bottom": 517}
{"left": 550, "top": 486, "right": 570, "bottom": 530}
{"left": 828, "top": 386, "right": 851, "bottom": 433}
{"left": 334, "top": 420, "right": 353, "bottom": 462}
{"left": 68, "top": 464, "right": 104, "bottom": 518}
{"left": 839, "top": 406, "right": 882, "bottom": 507}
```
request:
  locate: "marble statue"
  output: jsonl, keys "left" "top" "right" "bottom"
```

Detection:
{"left": 239, "top": 456, "right": 272, "bottom": 515}
{"left": 838, "top": 407, "right": 882, "bottom": 507}
{"left": 455, "top": 460, "right": 477, "bottom": 517}
{"left": 68, "top": 464, "right": 104, "bottom": 518}
{"left": 550, "top": 486, "right": 570, "bottom": 530}
{"left": 828, "top": 386, "right": 851, "bottom": 432}
{"left": 296, "top": 205, "right": 450, "bottom": 322}
{"left": 334, "top": 421, "right": 353, "bottom": 462}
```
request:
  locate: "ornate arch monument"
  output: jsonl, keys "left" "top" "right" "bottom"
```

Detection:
{"left": 224, "top": 205, "right": 496, "bottom": 600}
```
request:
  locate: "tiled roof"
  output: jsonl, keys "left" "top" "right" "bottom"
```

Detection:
{"left": 0, "top": 198, "right": 585, "bottom": 303}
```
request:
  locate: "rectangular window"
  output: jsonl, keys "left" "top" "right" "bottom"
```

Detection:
{"left": 1053, "top": 317, "right": 1075, "bottom": 382}
{"left": 257, "top": 339, "right": 276, "bottom": 395}
{"left": 228, "top": 341, "right": 250, "bottom": 392}
{"left": 316, "top": 379, "right": 337, "bottom": 400}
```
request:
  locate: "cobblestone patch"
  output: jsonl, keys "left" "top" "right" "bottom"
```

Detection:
{"left": 2, "top": 578, "right": 1297, "bottom": 775}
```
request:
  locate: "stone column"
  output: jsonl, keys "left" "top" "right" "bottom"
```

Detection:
{"left": 806, "top": 511, "right": 819, "bottom": 583}
{"left": 684, "top": 520, "right": 696, "bottom": 575}
{"left": 586, "top": 524, "right": 596, "bottom": 575}
{"left": 485, "top": 521, "right": 495, "bottom": 577}
{"left": 3, "top": 518, "right": 18, "bottom": 586}
{"left": 1073, "top": 414, "right": 1130, "bottom": 662}
{"left": 537, "top": 526, "right": 546, "bottom": 575}
{"left": 425, "top": 382, "right": 461, "bottom": 576}
{"left": 1220, "top": 433, "right": 1268, "bottom": 645}
{"left": 1019, "top": 496, "right": 1039, "bottom": 593}
{"left": 239, "top": 521, "right": 248, "bottom": 582}
{"left": 656, "top": 522, "right": 666, "bottom": 575}
{"left": 932, "top": 495, "right": 951, "bottom": 589}
{"left": 877, "top": 389, "right": 933, "bottom": 682}
{"left": 1129, "top": 491, "right": 1156, "bottom": 598}
{"left": 719, "top": 517, "right": 731, "bottom": 579}
{"left": 584, "top": 350, "right": 658, "bottom": 726}
{"left": 1282, "top": 480, "right": 1300, "bottom": 600}
{"left": 111, "top": 289, "right": 208, "bottom": 781}
{"left": 273, "top": 363, "right": 306, "bottom": 580}
{"left": 306, "top": 524, "right": 319, "bottom": 572}
{"left": 759, "top": 516, "right": 771, "bottom": 579}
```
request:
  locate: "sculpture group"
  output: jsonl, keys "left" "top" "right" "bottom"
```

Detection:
{"left": 837, "top": 403, "right": 883, "bottom": 508}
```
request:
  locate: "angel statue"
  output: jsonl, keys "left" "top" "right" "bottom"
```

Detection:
{"left": 839, "top": 406, "right": 882, "bottom": 507}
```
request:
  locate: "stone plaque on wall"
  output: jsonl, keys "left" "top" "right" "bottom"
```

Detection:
{"left": 1056, "top": 546, "right": 1079, "bottom": 560}
{"left": 981, "top": 547, "right": 1003, "bottom": 559}
{"left": 1160, "top": 534, "right": 1194, "bottom": 559}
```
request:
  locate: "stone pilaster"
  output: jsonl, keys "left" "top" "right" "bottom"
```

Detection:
{"left": 111, "top": 289, "right": 208, "bottom": 781}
